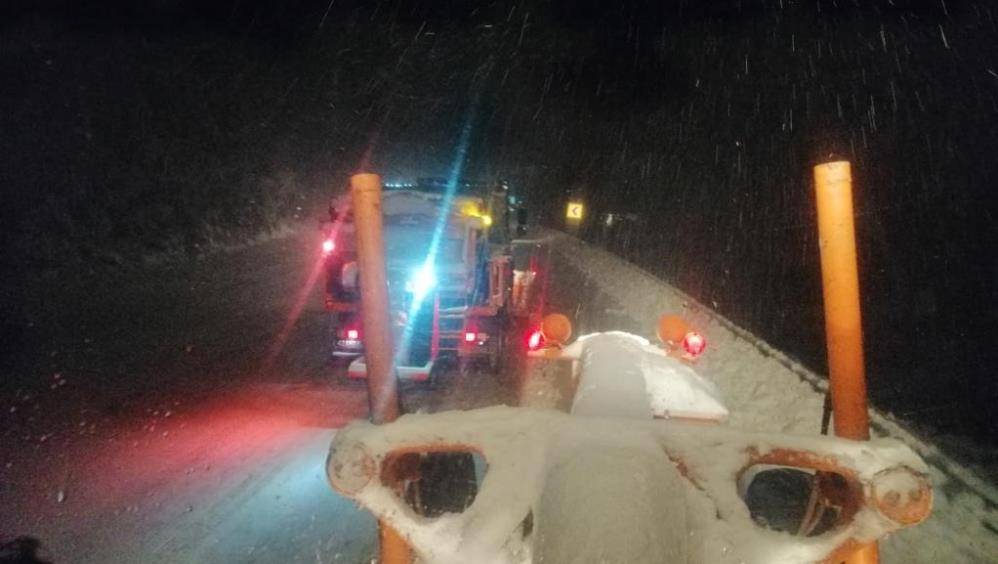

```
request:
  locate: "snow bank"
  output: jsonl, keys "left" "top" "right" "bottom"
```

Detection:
{"left": 545, "top": 230, "right": 998, "bottom": 563}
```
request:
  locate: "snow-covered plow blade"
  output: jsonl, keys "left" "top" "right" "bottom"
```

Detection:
{"left": 327, "top": 406, "right": 931, "bottom": 564}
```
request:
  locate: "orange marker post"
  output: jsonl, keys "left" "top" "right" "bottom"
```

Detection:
{"left": 350, "top": 173, "right": 410, "bottom": 563}
{"left": 813, "top": 161, "right": 878, "bottom": 564}
{"left": 351, "top": 173, "right": 401, "bottom": 424}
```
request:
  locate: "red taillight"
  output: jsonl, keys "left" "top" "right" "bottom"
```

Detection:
{"left": 346, "top": 329, "right": 359, "bottom": 340}
{"left": 464, "top": 331, "right": 477, "bottom": 343}
{"left": 527, "top": 329, "right": 544, "bottom": 350}
{"left": 682, "top": 331, "right": 706, "bottom": 357}
{"left": 322, "top": 239, "right": 335, "bottom": 254}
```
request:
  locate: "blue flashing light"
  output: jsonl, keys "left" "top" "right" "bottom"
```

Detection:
{"left": 406, "top": 262, "right": 437, "bottom": 302}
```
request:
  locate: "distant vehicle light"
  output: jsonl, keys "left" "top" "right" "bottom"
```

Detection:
{"left": 322, "top": 239, "right": 335, "bottom": 253}
{"left": 464, "top": 331, "right": 477, "bottom": 343}
{"left": 527, "top": 329, "right": 544, "bottom": 351}
{"left": 347, "top": 329, "right": 360, "bottom": 340}
{"left": 682, "top": 331, "right": 707, "bottom": 357}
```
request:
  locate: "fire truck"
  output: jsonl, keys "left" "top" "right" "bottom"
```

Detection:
{"left": 322, "top": 179, "right": 523, "bottom": 384}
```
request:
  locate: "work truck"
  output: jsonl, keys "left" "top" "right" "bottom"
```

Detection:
{"left": 321, "top": 179, "right": 526, "bottom": 384}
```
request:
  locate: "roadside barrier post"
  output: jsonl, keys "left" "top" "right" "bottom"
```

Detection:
{"left": 814, "top": 161, "right": 878, "bottom": 564}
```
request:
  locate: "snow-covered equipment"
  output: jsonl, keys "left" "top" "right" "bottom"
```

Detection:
{"left": 813, "top": 161, "right": 878, "bottom": 562}
{"left": 327, "top": 325, "right": 933, "bottom": 563}
{"left": 326, "top": 164, "right": 931, "bottom": 562}
{"left": 327, "top": 407, "right": 931, "bottom": 563}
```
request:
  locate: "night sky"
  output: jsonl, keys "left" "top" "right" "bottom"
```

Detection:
{"left": 2, "top": 0, "right": 996, "bottom": 447}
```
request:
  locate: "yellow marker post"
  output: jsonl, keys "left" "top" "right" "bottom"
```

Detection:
{"left": 814, "top": 161, "right": 878, "bottom": 564}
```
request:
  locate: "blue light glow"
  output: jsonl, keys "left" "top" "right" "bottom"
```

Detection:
{"left": 406, "top": 262, "right": 437, "bottom": 303}
{"left": 393, "top": 96, "right": 478, "bottom": 368}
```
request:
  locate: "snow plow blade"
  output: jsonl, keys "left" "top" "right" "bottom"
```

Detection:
{"left": 327, "top": 406, "right": 931, "bottom": 564}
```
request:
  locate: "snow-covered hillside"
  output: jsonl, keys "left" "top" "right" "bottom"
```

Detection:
{"left": 545, "top": 231, "right": 998, "bottom": 563}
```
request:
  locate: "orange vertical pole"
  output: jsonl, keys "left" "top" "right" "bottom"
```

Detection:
{"left": 351, "top": 173, "right": 401, "bottom": 424}
{"left": 379, "top": 525, "right": 411, "bottom": 564}
{"left": 350, "top": 173, "right": 410, "bottom": 564}
{"left": 813, "top": 161, "right": 878, "bottom": 564}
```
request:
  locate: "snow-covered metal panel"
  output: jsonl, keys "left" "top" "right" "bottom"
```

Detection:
{"left": 327, "top": 406, "right": 932, "bottom": 564}
{"left": 563, "top": 332, "right": 729, "bottom": 421}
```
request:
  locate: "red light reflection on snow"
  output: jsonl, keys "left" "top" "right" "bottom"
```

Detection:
{"left": 261, "top": 254, "right": 326, "bottom": 374}
{"left": 261, "top": 206, "right": 350, "bottom": 374}
{"left": 44, "top": 384, "right": 369, "bottom": 531}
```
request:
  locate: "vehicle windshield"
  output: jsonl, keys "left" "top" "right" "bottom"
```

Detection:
{"left": 3, "top": 2, "right": 991, "bottom": 563}
{"left": 385, "top": 231, "right": 463, "bottom": 266}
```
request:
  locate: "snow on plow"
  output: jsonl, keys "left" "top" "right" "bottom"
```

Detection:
{"left": 327, "top": 325, "right": 933, "bottom": 563}
{"left": 327, "top": 406, "right": 931, "bottom": 564}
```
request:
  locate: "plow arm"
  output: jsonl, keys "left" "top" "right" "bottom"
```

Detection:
{"left": 327, "top": 406, "right": 931, "bottom": 564}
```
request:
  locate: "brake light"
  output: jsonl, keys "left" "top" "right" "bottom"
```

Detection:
{"left": 464, "top": 331, "right": 477, "bottom": 343}
{"left": 322, "top": 239, "right": 335, "bottom": 254}
{"left": 682, "top": 331, "right": 706, "bottom": 357}
{"left": 347, "top": 329, "right": 360, "bottom": 340}
{"left": 527, "top": 329, "right": 544, "bottom": 351}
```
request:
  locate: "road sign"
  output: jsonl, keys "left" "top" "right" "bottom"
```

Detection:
{"left": 566, "top": 201, "right": 584, "bottom": 221}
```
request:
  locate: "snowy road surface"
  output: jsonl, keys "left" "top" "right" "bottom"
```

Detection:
{"left": 3, "top": 226, "right": 996, "bottom": 563}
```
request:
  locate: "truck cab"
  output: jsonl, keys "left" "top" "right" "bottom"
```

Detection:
{"left": 325, "top": 185, "right": 509, "bottom": 383}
